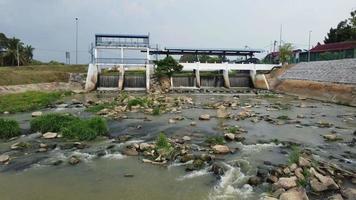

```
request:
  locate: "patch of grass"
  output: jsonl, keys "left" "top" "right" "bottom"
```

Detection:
{"left": 227, "top": 126, "right": 239, "bottom": 134}
{"left": 85, "top": 117, "right": 108, "bottom": 136}
{"left": 152, "top": 107, "right": 161, "bottom": 116}
{"left": 85, "top": 102, "right": 116, "bottom": 113}
{"left": 30, "top": 113, "right": 79, "bottom": 133}
{"left": 259, "top": 93, "right": 278, "bottom": 98}
{"left": 127, "top": 97, "right": 152, "bottom": 109}
{"left": 0, "top": 118, "right": 21, "bottom": 139}
{"left": 61, "top": 121, "right": 97, "bottom": 141}
{"left": 288, "top": 145, "right": 301, "bottom": 164}
{"left": 155, "top": 132, "right": 171, "bottom": 150}
{"left": 30, "top": 113, "right": 108, "bottom": 141}
{"left": 297, "top": 178, "right": 308, "bottom": 188}
{"left": 205, "top": 136, "right": 225, "bottom": 145}
{"left": 277, "top": 115, "right": 290, "bottom": 120}
{"left": 0, "top": 65, "right": 87, "bottom": 86}
{"left": 0, "top": 91, "right": 68, "bottom": 113}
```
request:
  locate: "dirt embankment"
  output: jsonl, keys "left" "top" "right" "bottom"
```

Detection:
{"left": 266, "top": 64, "right": 356, "bottom": 106}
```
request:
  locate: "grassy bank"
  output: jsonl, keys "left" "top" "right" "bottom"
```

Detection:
{"left": 0, "top": 91, "right": 70, "bottom": 113}
{"left": 0, "top": 65, "right": 87, "bottom": 86}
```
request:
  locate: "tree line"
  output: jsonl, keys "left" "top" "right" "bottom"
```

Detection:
{"left": 0, "top": 33, "right": 34, "bottom": 66}
{"left": 324, "top": 10, "right": 356, "bottom": 43}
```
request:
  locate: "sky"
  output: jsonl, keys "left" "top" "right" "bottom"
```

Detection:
{"left": 0, "top": 0, "right": 355, "bottom": 63}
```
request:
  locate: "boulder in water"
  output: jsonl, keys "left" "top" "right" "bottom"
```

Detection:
{"left": 279, "top": 188, "right": 309, "bottom": 200}
{"left": 199, "top": 114, "right": 210, "bottom": 120}
{"left": 68, "top": 156, "right": 80, "bottom": 165}
{"left": 276, "top": 176, "right": 297, "bottom": 189}
{"left": 212, "top": 145, "right": 230, "bottom": 154}
{"left": 0, "top": 154, "right": 10, "bottom": 163}
{"left": 31, "top": 111, "right": 42, "bottom": 117}
{"left": 42, "top": 132, "right": 57, "bottom": 139}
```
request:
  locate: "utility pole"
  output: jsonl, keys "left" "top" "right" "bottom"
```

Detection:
{"left": 75, "top": 17, "right": 79, "bottom": 64}
{"left": 279, "top": 24, "right": 283, "bottom": 50}
{"left": 308, "top": 30, "right": 312, "bottom": 62}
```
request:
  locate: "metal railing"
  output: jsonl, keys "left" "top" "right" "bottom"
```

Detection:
{"left": 96, "top": 58, "right": 153, "bottom": 65}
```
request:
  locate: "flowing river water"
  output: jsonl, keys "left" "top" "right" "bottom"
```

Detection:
{"left": 0, "top": 92, "right": 355, "bottom": 200}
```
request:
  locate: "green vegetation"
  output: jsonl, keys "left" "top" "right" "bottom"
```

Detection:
{"left": 277, "top": 115, "right": 290, "bottom": 120}
{"left": 297, "top": 169, "right": 311, "bottom": 188}
{"left": 288, "top": 145, "right": 301, "bottom": 164}
{"left": 155, "top": 132, "right": 171, "bottom": 150}
{"left": 0, "top": 118, "right": 21, "bottom": 139}
{"left": 85, "top": 102, "right": 117, "bottom": 113}
{"left": 154, "top": 56, "right": 183, "bottom": 78}
{"left": 0, "top": 33, "right": 34, "bottom": 66}
{"left": 0, "top": 64, "right": 87, "bottom": 86}
{"left": 179, "top": 54, "right": 225, "bottom": 63}
{"left": 127, "top": 97, "right": 153, "bottom": 109}
{"left": 30, "top": 113, "right": 79, "bottom": 133}
{"left": 152, "top": 107, "right": 161, "bottom": 116}
{"left": 30, "top": 113, "right": 108, "bottom": 141}
{"left": 226, "top": 126, "right": 239, "bottom": 134}
{"left": 324, "top": 10, "right": 356, "bottom": 43}
{"left": 205, "top": 136, "right": 225, "bottom": 145}
{"left": 0, "top": 91, "right": 69, "bottom": 113}
{"left": 279, "top": 43, "right": 294, "bottom": 64}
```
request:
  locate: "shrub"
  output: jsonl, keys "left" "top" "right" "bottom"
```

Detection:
{"left": 30, "top": 113, "right": 79, "bottom": 133}
{"left": 127, "top": 98, "right": 145, "bottom": 109}
{"left": 86, "top": 117, "right": 108, "bottom": 136}
{"left": 205, "top": 136, "right": 225, "bottom": 145}
{"left": 0, "top": 118, "right": 21, "bottom": 139}
{"left": 154, "top": 56, "right": 183, "bottom": 78}
{"left": 85, "top": 102, "right": 116, "bottom": 113}
{"left": 227, "top": 126, "right": 239, "bottom": 134}
{"left": 30, "top": 113, "right": 108, "bottom": 141}
{"left": 61, "top": 121, "right": 98, "bottom": 141}
{"left": 155, "top": 132, "right": 171, "bottom": 150}
{"left": 152, "top": 107, "right": 161, "bottom": 116}
{"left": 288, "top": 145, "right": 301, "bottom": 164}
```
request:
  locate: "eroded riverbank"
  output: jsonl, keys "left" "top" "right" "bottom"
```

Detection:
{"left": 0, "top": 91, "right": 355, "bottom": 200}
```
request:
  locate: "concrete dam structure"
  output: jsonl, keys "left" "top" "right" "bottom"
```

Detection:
{"left": 85, "top": 34, "right": 280, "bottom": 92}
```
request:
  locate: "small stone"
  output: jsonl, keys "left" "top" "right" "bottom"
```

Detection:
{"left": 182, "top": 136, "right": 191, "bottom": 141}
{"left": 124, "top": 174, "right": 134, "bottom": 178}
{"left": 224, "top": 133, "right": 235, "bottom": 140}
{"left": 139, "top": 143, "right": 152, "bottom": 151}
{"left": 212, "top": 145, "right": 230, "bottom": 154}
{"left": 39, "top": 143, "right": 48, "bottom": 148}
{"left": 216, "top": 105, "right": 228, "bottom": 118}
{"left": 341, "top": 188, "right": 356, "bottom": 200}
{"left": 43, "top": 132, "right": 58, "bottom": 139}
{"left": 272, "top": 188, "right": 285, "bottom": 198}
{"left": 168, "top": 119, "right": 177, "bottom": 124}
{"left": 299, "top": 157, "right": 311, "bottom": 167}
{"left": 31, "top": 111, "right": 43, "bottom": 117}
{"left": 3, "top": 111, "right": 10, "bottom": 115}
{"left": 283, "top": 167, "right": 291, "bottom": 175}
{"left": 290, "top": 163, "right": 297, "bottom": 172}
{"left": 295, "top": 168, "right": 305, "bottom": 180}
{"left": 38, "top": 148, "right": 47, "bottom": 152}
{"left": 323, "top": 134, "right": 342, "bottom": 141}
{"left": 11, "top": 142, "right": 29, "bottom": 150}
{"left": 267, "top": 175, "right": 278, "bottom": 183}
{"left": 0, "top": 154, "right": 10, "bottom": 163}
{"left": 199, "top": 114, "right": 210, "bottom": 120}
{"left": 279, "top": 188, "right": 309, "bottom": 200}
{"left": 248, "top": 176, "right": 261, "bottom": 186}
{"left": 327, "top": 194, "right": 343, "bottom": 200}
{"left": 190, "top": 121, "right": 197, "bottom": 126}
{"left": 276, "top": 176, "right": 297, "bottom": 189}
{"left": 123, "top": 148, "right": 139, "bottom": 156}
{"left": 68, "top": 156, "right": 80, "bottom": 165}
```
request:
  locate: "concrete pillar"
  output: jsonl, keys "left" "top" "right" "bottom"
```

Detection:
{"left": 146, "top": 65, "right": 150, "bottom": 91}
{"left": 223, "top": 69, "right": 230, "bottom": 88}
{"left": 119, "top": 65, "right": 125, "bottom": 90}
{"left": 250, "top": 70, "right": 257, "bottom": 88}
{"left": 85, "top": 64, "right": 98, "bottom": 92}
{"left": 195, "top": 69, "right": 201, "bottom": 88}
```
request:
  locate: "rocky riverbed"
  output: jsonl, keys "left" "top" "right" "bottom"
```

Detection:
{"left": 0, "top": 91, "right": 355, "bottom": 200}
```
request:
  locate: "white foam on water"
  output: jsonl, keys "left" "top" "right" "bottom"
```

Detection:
{"left": 102, "top": 152, "right": 126, "bottom": 160}
{"left": 241, "top": 143, "right": 282, "bottom": 154}
{"left": 176, "top": 168, "right": 211, "bottom": 181}
{"left": 168, "top": 160, "right": 193, "bottom": 169}
{"left": 70, "top": 151, "right": 96, "bottom": 162}
{"left": 208, "top": 163, "right": 254, "bottom": 200}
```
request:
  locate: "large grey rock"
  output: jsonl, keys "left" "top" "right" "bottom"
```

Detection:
{"left": 0, "top": 154, "right": 10, "bottom": 163}
{"left": 341, "top": 188, "right": 356, "bottom": 199}
{"left": 216, "top": 105, "right": 228, "bottom": 118}
{"left": 31, "top": 111, "right": 42, "bottom": 117}
{"left": 310, "top": 167, "right": 339, "bottom": 192}
{"left": 279, "top": 188, "right": 309, "bottom": 200}
{"left": 212, "top": 145, "right": 230, "bottom": 154}
{"left": 199, "top": 114, "right": 210, "bottom": 120}
{"left": 42, "top": 132, "right": 58, "bottom": 139}
{"left": 276, "top": 176, "right": 297, "bottom": 189}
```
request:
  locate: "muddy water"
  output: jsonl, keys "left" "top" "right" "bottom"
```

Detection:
{"left": 0, "top": 93, "right": 355, "bottom": 200}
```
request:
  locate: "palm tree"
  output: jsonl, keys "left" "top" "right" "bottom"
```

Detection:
{"left": 24, "top": 45, "right": 34, "bottom": 64}
{"left": 4, "top": 37, "right": 23, "bottom": 66}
